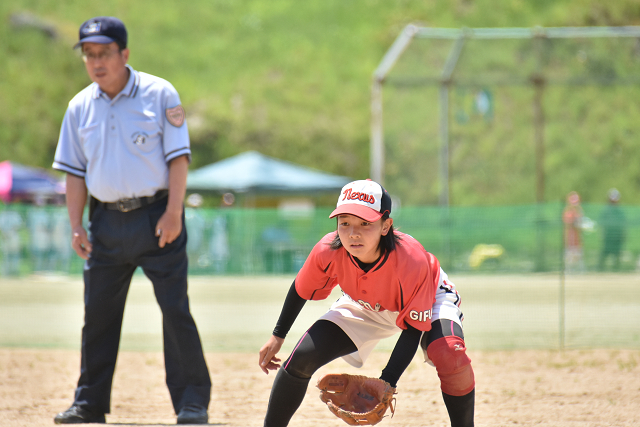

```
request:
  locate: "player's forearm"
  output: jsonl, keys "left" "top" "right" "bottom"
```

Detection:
{"left": 65, "top": 174, "right": 88, "bottom": 229}
{"left": 166, "top": 155, "right": 189, "bottom": 215}
{"left": 380, "top": 324, "right": 422, "bottom": 387}
{"left": 272, "top": 280, "right": 307, "bottom": 339}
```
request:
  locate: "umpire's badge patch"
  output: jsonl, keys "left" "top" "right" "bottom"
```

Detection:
{"left": 166, "top": 105, "right": 185, "bottom": 127}
{"left": 132, "top": 132, "right": 148, "bottom": 146}
{"left": 84, "top": 21, "right": 101, "bottom": 34}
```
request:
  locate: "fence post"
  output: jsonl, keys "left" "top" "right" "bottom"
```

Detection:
{"left": 559, "top": 200, "right": 566, "bottom": 350}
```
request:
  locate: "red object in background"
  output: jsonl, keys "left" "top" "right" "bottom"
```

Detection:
{"left": 0, "top": 161, "right": 65, "bottom": 204}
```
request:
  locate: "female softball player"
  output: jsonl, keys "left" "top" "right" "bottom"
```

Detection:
{"left": 258, "top": 179, "right": 475, "bottom": 427}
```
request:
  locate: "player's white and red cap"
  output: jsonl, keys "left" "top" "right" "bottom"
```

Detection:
{"left": 329, "top": 179, "right": 392, "bottom": 222}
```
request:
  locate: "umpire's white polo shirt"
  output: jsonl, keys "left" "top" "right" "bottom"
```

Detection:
{"left": 53, "top": 65, "right": 191, "bottom": 202}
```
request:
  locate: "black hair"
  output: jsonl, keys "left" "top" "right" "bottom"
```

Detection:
{"left": 329, "top": 213, "right": 401, "bottom": 253}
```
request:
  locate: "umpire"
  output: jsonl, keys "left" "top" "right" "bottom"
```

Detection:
{"left": 52, "top": 17, "right": 211, "bottom": 424}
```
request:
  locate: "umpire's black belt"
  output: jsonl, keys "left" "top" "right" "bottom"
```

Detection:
{"left": 99, "top": 190, "right": 169, "bottom": 212}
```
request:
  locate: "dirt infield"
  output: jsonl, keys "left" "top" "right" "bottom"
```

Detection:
{"left": 1, "top": 348, "right": 638, "bottom": 426}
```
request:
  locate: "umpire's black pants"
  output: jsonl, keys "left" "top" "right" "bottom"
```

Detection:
{"left": 73, "top": 197, "right": 211, "bottom": 415}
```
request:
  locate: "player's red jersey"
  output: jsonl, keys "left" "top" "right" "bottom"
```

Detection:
{"left": 295, "top": 231, "right": 440, "bottom": 332}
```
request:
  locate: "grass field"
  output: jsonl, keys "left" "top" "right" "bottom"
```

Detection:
{"left": 1, "top": 272, "right": 639, "bottom": 353}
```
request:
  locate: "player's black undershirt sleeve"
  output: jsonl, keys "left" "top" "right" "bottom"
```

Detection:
{"left": 379, "top": 324, "right": 422, "bottom": 388}
{"left": 272, "top": 280, "right": 307, "bottom": 339}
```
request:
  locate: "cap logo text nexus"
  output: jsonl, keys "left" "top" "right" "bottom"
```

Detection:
{"left": 342, "top": 188, "right": 375, "bottom": 205}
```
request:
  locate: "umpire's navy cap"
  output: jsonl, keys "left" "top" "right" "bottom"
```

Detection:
{"left": 74, "top": 16, "right": 127, "bottom": 49}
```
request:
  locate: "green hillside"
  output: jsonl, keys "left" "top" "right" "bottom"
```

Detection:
{"left": 1, "top": 0, "right": 640, "bottom": 205}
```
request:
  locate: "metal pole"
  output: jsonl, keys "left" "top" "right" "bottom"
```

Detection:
{"left": 438, "top": 85, "right": 450, "bottom": 206}
{"left": 414, "top": 25, "right": 640, "bottom": 40}
{"left": 559, "top": 199, "right": 566, "bottom": 350}
{"left": 370, "top": 24, "right": 419, "bottom": 184}
{"left": 532, "top": 26, "right": 546, "bottom": 203}
{"left": 370, "top": 79, "right": 384, "bottom": 184}
{"left": 437, "top": 34, "right": 466, "bottom": 268}
{"left": 532, "top": 29, "right": 547, "bottom": 272}
{"left": 438, "top": 83, "right": 452, "bottom": 267}
{"left": 438, "top": 34, "right": 466, "bottom": 206}
{"left": 533, "top": 80, "right": 545, "bottom": 203}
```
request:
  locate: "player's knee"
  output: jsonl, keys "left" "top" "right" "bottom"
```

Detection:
{"left": 426, "top": 336, "right": 475, "bottom": 396}
{"left": 282, "top": 356, "right": 318, "bottom": 379}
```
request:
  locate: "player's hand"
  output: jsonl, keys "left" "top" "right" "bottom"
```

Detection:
{"left": 259, "top": 335, "right": 284, "bottom": 374}
{"left": 71, "top": 226, "right": 92, "bottom": 260}
{"left": 155, "top": 209, "right": 182, "bottom": 248}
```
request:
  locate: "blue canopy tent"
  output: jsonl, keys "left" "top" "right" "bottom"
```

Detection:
{"left": 187, "top": 151, "right": 351, "bottom": 195}
{"left": 186, "top": 151, "right": 351, "bottom": 273}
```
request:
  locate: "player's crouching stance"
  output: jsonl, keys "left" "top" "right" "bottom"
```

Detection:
{"left": 258, "top": 180, "right": 475, "bottom": 427}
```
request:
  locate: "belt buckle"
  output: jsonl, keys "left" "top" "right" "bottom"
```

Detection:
{"left": 117, "top": 199, "right": 133, "bottom": 212}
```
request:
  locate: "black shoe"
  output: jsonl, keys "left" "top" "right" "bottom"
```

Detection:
{"left": 54, "top": 405, "right": 106, "bottom": 424}
{"left": 177, "top": 404, "right": 208, "bottom": 425}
